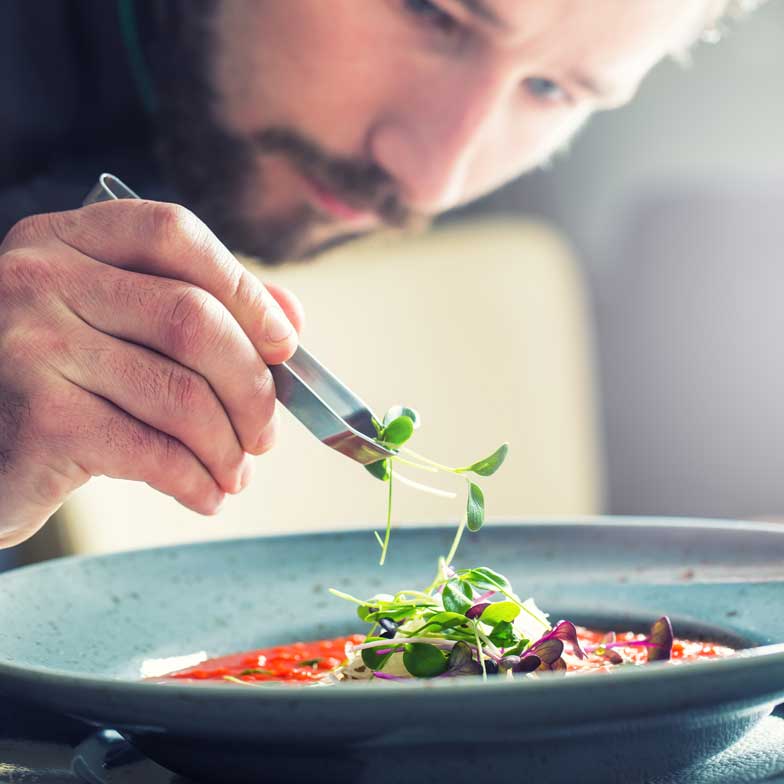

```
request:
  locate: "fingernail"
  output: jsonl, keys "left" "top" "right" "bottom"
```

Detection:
{"left": 239, "top": 455, "right": 255, "bottom": 490}
{"left": 264, "top": 306, "right": 294, "bottom": 344}
{"left": 207, "top": 491, "right": 226, "bottom": 515}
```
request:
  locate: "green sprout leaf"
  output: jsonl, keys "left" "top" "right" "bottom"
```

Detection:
{"left": 461, "top": 567, "right": 512, "bottom": 592}
{"left": 442, "top": 581, "right": 473, "bottom": 614}
{"left": 466, "top": 482, "right": 485, "bottom": 532}
{"left": 361, "top": 637, "right": 398, "bottom": 671}
{"left": 238, "top": 668, "right": 275, "bottom": 676}
{"left": 365, "top": 459, "right": 390, "bottom": 482}
{"left": 488, "top": 621, "right": 518, "bottom": 647}
{"left": 458, "top": 443, "right": 509, "bottom": 477}
{"left": 402, "top": 643, "right": 448, "bottom": 678}
{"left": 477, "top": 600, "right": 520, "bottom": 625}
{"left": 420, "top": 611, "right": 469, "bottom": 632}
{"left": 380, "top": 416, "right": 415, "bottom": 447}
{"left": 383, "top": 406, "right": 421, "bottom": 429}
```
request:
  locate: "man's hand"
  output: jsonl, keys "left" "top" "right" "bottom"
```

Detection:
{"left": 0, "top": 200, "right": 303, "bottom": 548}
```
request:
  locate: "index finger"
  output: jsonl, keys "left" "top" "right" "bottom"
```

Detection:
{"left": 45, "top": 200, "right": 299, "bottom": 364}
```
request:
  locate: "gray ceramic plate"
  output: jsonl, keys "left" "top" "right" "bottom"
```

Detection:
{"left": 1, "top": 517, "right": 783, "bottom": 784}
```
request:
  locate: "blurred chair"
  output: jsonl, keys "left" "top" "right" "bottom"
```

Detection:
{"left": 599, "top": 181, "right": 784, "bottom": 518}
{"left": 21, "top": 216, "right": 603, "bottom": 559}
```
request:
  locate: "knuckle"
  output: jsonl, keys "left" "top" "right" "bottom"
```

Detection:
{"left": 0, "top": 248, "right": 56, "bottom": 300}
{"left": 0, "top": 325, "right": 58, "bottom": 378}
{"left": 0, "top": 214, "right": 52, "bottom": 251}
{"left": 164, "top": 365, "right": 212, "bottom": 418}
{"left": 163, "top": 287, "right": 223, "bottom": 359}
{"left": 144, "top": 201, "right": 205, "bottom": 257}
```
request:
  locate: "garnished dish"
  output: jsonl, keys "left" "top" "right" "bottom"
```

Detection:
{"left": 145, "top": 405, "right": 737, "bottom": 688}
{"left": 149, "top": 561, "right": 734, "bottom": 686}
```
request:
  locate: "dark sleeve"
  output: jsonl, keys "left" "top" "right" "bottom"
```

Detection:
{"left": 0, "top": 1, "right": 166, "bottom": 239}
{"left": 0, "top": 147, "right": 171, "bottom": 240}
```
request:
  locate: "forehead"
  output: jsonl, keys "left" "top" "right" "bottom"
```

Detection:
{"left": 471, "top": 0, "right": 710, "bottom": 79}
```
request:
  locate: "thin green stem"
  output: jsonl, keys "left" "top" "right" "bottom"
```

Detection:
{"left": 474, "top": 622, "right": 487, "bottom": 681}
{"left": 400, "top": 447, "right": 457, "bottom": 474}
{"left": 388, "top": 455, "right": 439, "bottom": 473}
{"left": 328, "top": 588, "right": 368, "bottom": 606}
{"left": 379, "top": 461, "right": 394, "bottom": 566}
{"left": 424, "top": 557, "right": 449, "bottom": 596}
{"left": 445, "top": 515, "right": 467, "bottom": 569}
{"left": 392, "top": 471, "right": 457, "bottom": 498}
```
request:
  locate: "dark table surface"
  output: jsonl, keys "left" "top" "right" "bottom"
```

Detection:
{"left": 3, "top": 696, "right": 784, "bottom": 784}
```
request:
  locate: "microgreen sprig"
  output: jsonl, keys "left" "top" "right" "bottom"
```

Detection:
{"left": 329, "top": 562, "right": 558, "bottom": 681}
{"left": 366, "top": 405, "right": 508, "bottom": 565}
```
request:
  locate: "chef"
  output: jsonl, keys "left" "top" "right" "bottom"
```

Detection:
{"left": 0, "top": 0, "right": 757, "bottom": 547}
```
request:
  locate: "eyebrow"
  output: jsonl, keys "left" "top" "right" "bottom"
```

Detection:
{"left": 453, "top": 0, "right": 510, "bottom": 31}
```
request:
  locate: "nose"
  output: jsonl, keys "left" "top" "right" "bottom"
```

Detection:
{"left": 368, "top": 68, "right": 508, "bottom": 215}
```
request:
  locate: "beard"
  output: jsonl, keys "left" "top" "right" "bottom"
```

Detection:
{"left": 148, "top": 1, "right": 426, "bottom": 264}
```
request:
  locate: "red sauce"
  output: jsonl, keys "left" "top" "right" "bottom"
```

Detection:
{"left": 153, "top": 629, "right": 733, "bottom": 684}
{"left": 161, "top": 634, "right": 365, "bottom": 684}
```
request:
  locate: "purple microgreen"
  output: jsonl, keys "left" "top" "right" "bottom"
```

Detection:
{"left": 528, "top": 637, "right": 564, "bottom": 666}
{"left": 474, "top": 589, "right": 496, "bottom": 603}
{"left": 647, "top": 616, "right": 674, "bottom": 662}
{"left": 447, "top": 640, "right": 483, "bottom": 676}
{"left": 465, "top": 602, "right": 491, "bottom": 620}
{"left": 373, "top": 671, "right": 408, "bottom": 682}
{"left": 530, "top": 620, "right": 587, "bottom": 660}
{"left": 517, "top": 654, "right": 542, "bottom": 673}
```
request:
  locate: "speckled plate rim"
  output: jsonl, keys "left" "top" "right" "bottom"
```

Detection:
{"left": 0, "top": 516, "right": 782, "bottom": 717}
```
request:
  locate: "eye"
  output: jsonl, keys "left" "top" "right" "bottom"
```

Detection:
{"left": 402, "top": 0, "right": 460, "bottom": 34}
{"left": 524, "top": 77, "right": 571, "bottom": 104}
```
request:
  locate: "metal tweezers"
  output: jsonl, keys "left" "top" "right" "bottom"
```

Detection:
{"left": 83, "top": 173, "right": 394, "bottom": 465}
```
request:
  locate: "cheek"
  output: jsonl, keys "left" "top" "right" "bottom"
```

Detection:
{"left": 461, "top": 106, "right": 592, "bottom": 203}
{"left": 215, "top": 1, "right": 398, "bottom": 155}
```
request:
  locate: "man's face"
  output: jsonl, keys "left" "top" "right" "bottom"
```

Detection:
{"left": 160, "top": 0, "right": 711, "bottom": 262}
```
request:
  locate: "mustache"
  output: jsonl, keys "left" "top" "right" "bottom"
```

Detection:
{"left": 251, "top": 127, "right": 424, "bottom": 230}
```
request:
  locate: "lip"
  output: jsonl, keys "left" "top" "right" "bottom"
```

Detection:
{"left": 304, "top": 176, "right": 377, "bottom": 224}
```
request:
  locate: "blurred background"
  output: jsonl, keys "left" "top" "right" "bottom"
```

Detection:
{"left": 473, "top": 0, "right": 784, "bottom": 519}
{"left": 3, "top": 2, "right": 783, "bottom": 570}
